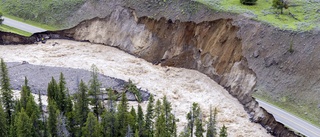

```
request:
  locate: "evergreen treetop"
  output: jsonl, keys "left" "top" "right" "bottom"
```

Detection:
{"left": 82, "top": 112, "right": 101, "bottom": 137}
{"left": 0, "top": 58, "right": 14, "bottom": 125}
{"left": 15, "top": 108, "right": 32, "bottom": 137}
{"left": 219, "top": 125, "right": 228, "bottom": 137}
{"left": 89, "top": 65, "right": 102, "bottom": 119}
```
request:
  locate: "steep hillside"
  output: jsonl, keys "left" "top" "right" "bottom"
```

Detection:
{"left": 54, "top": 7, "right": 300, "bottom": 136}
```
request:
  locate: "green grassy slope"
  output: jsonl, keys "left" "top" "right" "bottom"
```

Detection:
{"left": 2, "top": 14, "right": 57, "bottom": 31}
{"left": 0, "top": 0, "right": 85, "bottom": 29}
{"left": 0, "top": 24, "right": 32, "bottom": 36}
{"left": 197, "top": 0, "right": 320, "bottom": 31}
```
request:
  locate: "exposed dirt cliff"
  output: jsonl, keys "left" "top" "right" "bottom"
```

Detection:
{"left": 0, "top": 32, "right": 35, "bottom": 44}
{"left": 47, "top": 7, "right": 299, "bottom": 136}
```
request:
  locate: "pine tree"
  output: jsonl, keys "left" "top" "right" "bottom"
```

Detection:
{"left": 144, "top": 94, "right": 155, "bottom": 137}
{"left": 65, "top": 90, "right": 75, "bottom": 137}
{"left": 179, "top": 126, "right": 190, "bottom": 137}
{"left": 48, "top": 100, "right": 58, "bottom": 137}
{"left": 9, "top": 122, "right": 16, "bottom": 137}
{"left": 187, "top": 103, "right": 200, "bottom": 137}
{"left": 219, "top": 125, "right": 227, "bottom": 137}
{"left": 65, "top": 89, "right": 73, "bottom": 115}
{"left": 155, "top": 113, "right": 166, "bottom": 137}
{"left": 89, "top": 65, "right": 102, "bottom": 119}
{"left": 20, "top": 77, "right": 31, "bottom": 109}
{"left": 26, "top": 94, "right": 41, "bottom": 137}
{"left": 9, "top": 100, "right": 21, "bottom": 137}
{"left": 155, "top": 99, "right": 161, "bottom": 118}
{"left": 38, "top": 90, "right": 48, "bottom": 137}
{"left": 74, "top": 80, "right": 89, "bottom": 136}
{"left": 57, "top": 112, "right": 70, "bottom": 137}
{"left": 101, "top": 111, "right": 109, "bottom": 137}
{"left": 155, "top": 96, "right": 177, "bottom": 137}
{"left": 15, "top": 108, "right": 32, "bottom": 137}
{"left": 101, "top": 110, "right": 118, "bottom": 137}
{"left": 82, "top": 112, "right": 101, "bottom": 137}
{"left": 137, "top": 104, "right": 144, "bottom": 136}
{"left": 106, "top": 88, "right": 117, "bottom": 113}
{"left": 195, "top": 113, "right": 205, "bottom": 137}
{"left": 162, "top": 95, "right": 175, "bottom": 136}
{"left": 129, "top": 106, "right": 137, "bottom": 133}
{"left": 172, "top": 115, "right": 178, "bottom": 137}
{"left": 117, "top": 93, "right": 129, "bottom": 137}
{"left": 206, "top": 107, "right": 217, "bottom": 137}
{"left": 125, "top": 125, "right": 133, "bottom": 137}
{"left": 0, "top": 58, "right": 14, "bottom": 125}
{"left": 0, "top": 101, "right": 8, "bottom": 137}
{"left": 47, "top": 77, "right": 59, "bottom": 101}
{"left": 57, "top": 72, "right": 67, "bottom": 113}
{"left": 134, "top": 128, "right": 139, "bottom": 137}
{"left": 101, "top": 88, "right": 118, "bottom": 137}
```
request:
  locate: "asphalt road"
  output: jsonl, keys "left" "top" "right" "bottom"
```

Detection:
{"left": 2, "top": 16, "right": 46, "bottom": 33}
{"left": 257, "top": 100, "right": 320, "bottom": 137}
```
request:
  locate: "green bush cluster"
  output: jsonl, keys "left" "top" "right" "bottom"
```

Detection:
{"left": 0, "top": 12, "right": 3, "bottom": 25}
{"left": 240, "top": 0, "right": 258, "bottom": 5}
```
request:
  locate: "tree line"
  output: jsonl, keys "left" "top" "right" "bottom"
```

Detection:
{"left": 0, "top": 58, "right": 228, "bottom": 137}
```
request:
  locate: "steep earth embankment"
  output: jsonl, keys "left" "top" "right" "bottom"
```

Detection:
{"left": 0, "top": 40, "right": 272, "bottom": 137}
{"left": 52, "top": 7, "right": 299, "bottom": 136}
{"left": 0, "top": 32, "right": 35, "bottom": 44}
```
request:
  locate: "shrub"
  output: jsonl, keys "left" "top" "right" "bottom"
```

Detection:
{"left": 0, "top": 12, "right": 3, "bottom": 25}
{"left": 240, "top": 0, "right": 258, "bottom": 5}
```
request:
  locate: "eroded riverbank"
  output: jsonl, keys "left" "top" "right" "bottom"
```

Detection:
{"left": 0, "top": 39, "right": 272, "bottom": 136}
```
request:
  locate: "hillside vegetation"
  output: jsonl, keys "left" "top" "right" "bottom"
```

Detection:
{"left": 197, "top": 0, "right": 320, "bottom": 31}
{"left": 0, "top": 0, "right": 85, "bottom": 28}
{"left": 0, "top": 24, "right": 32, "bottom": 36}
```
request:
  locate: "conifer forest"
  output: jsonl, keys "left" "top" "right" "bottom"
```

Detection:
{"left": 0, "top": 58, "right": 227, "bottom": 137}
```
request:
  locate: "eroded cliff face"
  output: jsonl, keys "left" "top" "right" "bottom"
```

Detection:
{"left": 61, "top": 8, "right": 242, "bottom": 82}
{"left": 54, "top": 7, "right": 299, "bottom": 136}
{"left": 0, "top": 32, "right": 35, "bottom": 44}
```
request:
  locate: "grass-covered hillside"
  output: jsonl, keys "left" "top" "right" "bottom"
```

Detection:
{"left": 197, "top": 0, "right": 320, "bottom": 31}
{"left": 0, "top": 0, "right": 85, "bottom": 29}
{"left": 0, "top": 24, "right": 32, "bottom": 36}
